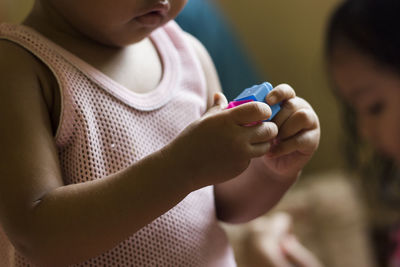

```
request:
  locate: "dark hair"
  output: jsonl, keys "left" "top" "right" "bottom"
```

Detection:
{"left": 326, "top": 0, "right": 400, "bottom": 71}
{"left": 326, "top": 0, "right": 400, "bottom": 213}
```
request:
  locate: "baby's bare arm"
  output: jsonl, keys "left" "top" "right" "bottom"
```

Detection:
{"left": 0, "top": 41, "right": 191, "bottom": 266}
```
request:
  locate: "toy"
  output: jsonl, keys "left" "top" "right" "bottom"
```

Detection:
{"left": 227, "top": 82, "right": 281, "bottom": 121}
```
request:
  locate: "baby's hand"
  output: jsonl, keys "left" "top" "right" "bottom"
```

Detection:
{"left": 163, "top": 93, "right": 278, "bottom": 190}
{"left": 262, "top": 84, "right": 320, "bottom": 179}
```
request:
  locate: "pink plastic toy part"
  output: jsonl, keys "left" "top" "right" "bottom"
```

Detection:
{"left": 226, "top": 99, "right": 254, "bottom": 109}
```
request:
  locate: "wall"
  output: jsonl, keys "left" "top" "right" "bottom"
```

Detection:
{"left": 0, "top": 0, "right": 33, "bottom": 23}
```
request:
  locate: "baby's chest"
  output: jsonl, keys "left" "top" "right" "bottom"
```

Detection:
{"left": 100, "top": 40, "right": 163, "bottom": 94}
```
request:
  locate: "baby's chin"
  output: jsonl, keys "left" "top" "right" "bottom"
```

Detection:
{"left": 88, "top": 31, "right": 150, "bottom": 48}
{"left": 99, "top": 24, "right": 167, "bottom": 48}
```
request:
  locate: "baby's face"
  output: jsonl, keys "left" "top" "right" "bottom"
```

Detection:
{"left": 331, "top": 43, "right": 400, "bottom": 165}
{"left": 43, "top": 0, "right": 187, "bottom": 46}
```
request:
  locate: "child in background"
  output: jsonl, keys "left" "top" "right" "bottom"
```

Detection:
{"left": 0, "top": 0, "right": 320, "bottom": 266}
{"left": 326, "top": 0, "right": 400, "bottom": 266}
{"left": 246, "top": 212, "right": 323, "bottom": 267}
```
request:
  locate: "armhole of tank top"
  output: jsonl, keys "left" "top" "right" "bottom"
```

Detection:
{"left": 164, "top": 21, "right": 208, "bottom": 112}
{"left": 182, "top": 32, "right": 208, "bottom": 110}
{"left": 0, "top": 36, "right": 64, "bottom": 140}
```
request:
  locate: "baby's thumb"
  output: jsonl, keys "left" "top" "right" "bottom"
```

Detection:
{"left": 213, "top": 92, "right": 228, "bottom": 108}
{"left": 205, "top": 92, "right": 228, "bottom": 117}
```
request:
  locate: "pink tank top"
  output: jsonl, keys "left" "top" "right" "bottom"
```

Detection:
{"left": 0, "top": 21, "right": 236, "bottom": 267}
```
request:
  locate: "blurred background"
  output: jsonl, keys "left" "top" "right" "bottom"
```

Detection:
{"left": 0, "top": 0, "right": 33, "bottom": 23}
{"left": 1, "top": 0, "right": 380, "bottom": 267}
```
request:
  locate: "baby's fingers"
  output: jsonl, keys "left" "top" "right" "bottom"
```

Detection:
{"left": 266, "top": 84, "right": 296, "bottom": 106}
{"left": 230, "top": 102, "right": 272, "bottom": 125}
{"left": 248, "top": 122, "right": 279, "bottom": 144}
{"left": 267, "top": 130, "right": 319, "bottom": 158}
{"left": 250, "top": 142, "right": 272, "bottom": 158}
{"left": 272, "top": 97, "right": 310, "bottom": 128}
{"left": 277, "top": 108, "right": 318, "bottom": 141}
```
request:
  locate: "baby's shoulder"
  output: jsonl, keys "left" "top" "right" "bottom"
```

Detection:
{"left": 0, "top": 39, "right": 56, "bottom": 97}
{"left": 0, "top": 39, "right": 44, "bottom": 78}
{"left": 0, "top": 40, "right": 40, "bottom": 104}
{"left": 0, "top": 40, "right": 57, "bottom": 116}
{"left": 0, "top": 39, "right": 37, "bottom": 66}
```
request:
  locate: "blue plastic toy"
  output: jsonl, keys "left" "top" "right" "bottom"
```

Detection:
{"left": 227, "top": 82, "right": 281, "bottom": 121}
